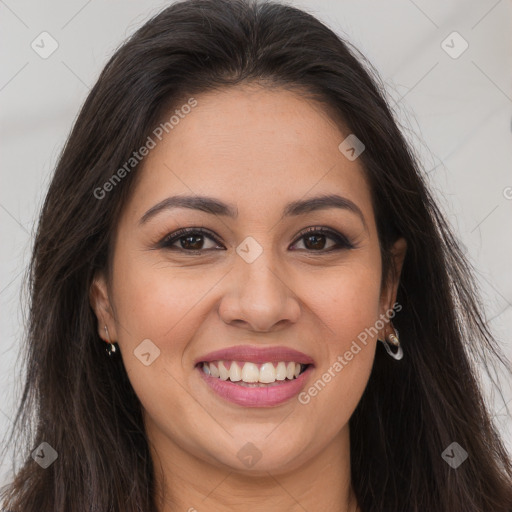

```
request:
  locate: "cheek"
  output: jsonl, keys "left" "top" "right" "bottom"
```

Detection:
{"left": 111, "top": 250, "right": 220, "bottom": 345}
{"left": 295, "top": 257, "right": 381, "bottom": 419}
{"left": 303, "top": 258, "right": 382, "bottom": 344}
{"left": 109, "top": 253, "right": 203, "bottom": 419}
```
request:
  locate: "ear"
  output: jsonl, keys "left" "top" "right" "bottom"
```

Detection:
{"left": 89, "top": 271, "right": 118, "bottom": 342}
{"left": 379, "top": 237, "right": 407, "bottom": 318}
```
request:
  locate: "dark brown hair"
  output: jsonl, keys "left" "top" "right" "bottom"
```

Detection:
{"left": 2, "top": 0, "right": 512, "bottom": 510}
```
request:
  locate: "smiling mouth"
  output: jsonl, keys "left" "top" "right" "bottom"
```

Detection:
{"left": 197, "top": 360, "right": 311, "bottom": 386}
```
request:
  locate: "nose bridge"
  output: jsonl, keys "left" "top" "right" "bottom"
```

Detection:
{"left": 236, "top": 234, "right": 285, "bottom": 302}
{"left": 219, "top": 234, "right": 300, "bottom": 330}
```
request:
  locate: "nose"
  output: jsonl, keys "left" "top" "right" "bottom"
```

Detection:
{"left": 218, "top": 247, "right": 301, "bottom": 332}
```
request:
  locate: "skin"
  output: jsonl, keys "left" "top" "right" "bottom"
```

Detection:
{"left": 90, "top": 84, "right": 406, "bottom": 512}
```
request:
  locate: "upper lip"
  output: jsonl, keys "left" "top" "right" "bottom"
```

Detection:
{"left": 194, "top": 345, "right": 315, "bottom": 366}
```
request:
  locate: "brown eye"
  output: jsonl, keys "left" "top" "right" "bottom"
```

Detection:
{"left": 291, "top": 227, "right": 354, "bottom": 252}
{"left": 160, "top": 228, "right": 224, "bottom": 252}
{"left": 179, "top": 233, "right": 206, "bottom": 250}
{"left": 303, "top": 232, "right": 329, "bottom": 250}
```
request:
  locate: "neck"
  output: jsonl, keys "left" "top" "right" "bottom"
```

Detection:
{"left": 149, "top": 424, "right": 359, "bottom": 512}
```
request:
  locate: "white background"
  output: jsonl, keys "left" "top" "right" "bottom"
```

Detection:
{"left": 1, "top": 0, "right": 511, "bottom": 485}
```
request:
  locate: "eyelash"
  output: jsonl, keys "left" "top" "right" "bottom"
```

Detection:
{"left": 158, "top": 226, "right": 355, "bottom": 253}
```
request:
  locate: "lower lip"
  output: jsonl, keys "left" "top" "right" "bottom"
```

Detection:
{"left": 197, "top": 365, "right": 314, "bottom": 407}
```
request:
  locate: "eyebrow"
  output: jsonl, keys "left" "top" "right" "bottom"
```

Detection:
{"left": 139, "top": 193, "right": 367, "bottom": 229}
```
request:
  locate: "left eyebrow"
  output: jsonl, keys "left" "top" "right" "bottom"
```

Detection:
{"left": 139, "top": 195, "right": 238, "bottom": 224}
{"left": 139, "top": 193, "right": 367, "bottom": 231}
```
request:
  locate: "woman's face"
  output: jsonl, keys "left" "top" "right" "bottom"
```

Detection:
{"left": 91, "top": 84, "right": 405, "bottom": 476}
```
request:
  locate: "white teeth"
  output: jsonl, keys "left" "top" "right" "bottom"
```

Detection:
{"left": 218, "top": 361, "right": 229, "bottom": 381}
{"left": 259, "top": 362, "right": 276, "bottom": 383}
{"left": 210, "top": 363, "right": 220, "bottom": 378}
{"left": 202, "top": 360, "right": 308, "bottom": 384}
{"left": 275, "top": 361, "right": 287, "bottom": 380}
{"left": 241, "top": 362, "right": 260, "bottom": 383}
{"left": 229, "top": 362, "right": 242, "bottom": 382}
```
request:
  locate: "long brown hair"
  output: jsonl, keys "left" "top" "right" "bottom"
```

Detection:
{"left": 2, "top": 0, "right": 512, "bottom": 510}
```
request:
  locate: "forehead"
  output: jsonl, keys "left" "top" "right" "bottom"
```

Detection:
{"left": 125, "top": 84, "right": 374, "bottom": 223}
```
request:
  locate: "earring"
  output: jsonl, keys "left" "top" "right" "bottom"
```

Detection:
{"left": 379, "top": 325, "right": 403, "bottom": 360}
{"left": 104, "top": 325, "right": 118, "bottom": 357}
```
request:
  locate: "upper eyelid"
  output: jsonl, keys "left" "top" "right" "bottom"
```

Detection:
{"left": 161, "top": 227, "right": 221, "bottom": 244}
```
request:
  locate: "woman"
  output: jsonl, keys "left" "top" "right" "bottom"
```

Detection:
{"left": 1, "top": 0, "right": 512, "bottom": 510}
